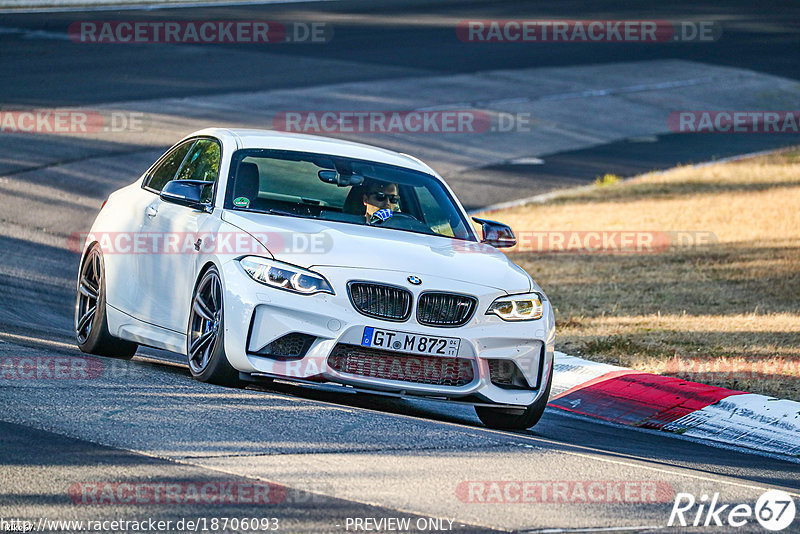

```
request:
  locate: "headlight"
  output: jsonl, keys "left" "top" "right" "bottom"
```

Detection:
{"left": 239, "top": 256, "right": 334, "bottom": 295}
{"left": 486, "top": 292, "right": 545, "bottom": 321}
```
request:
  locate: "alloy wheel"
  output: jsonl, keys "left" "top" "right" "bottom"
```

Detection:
{"left": 76, "top": 249, "right": 101, "bottom": 344}
{"left": 188, "top": 271, "right": 223, "bottom": 374}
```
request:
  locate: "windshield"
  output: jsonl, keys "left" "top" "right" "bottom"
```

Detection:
{"left": 224, "top": 149, "right": 476, "bottom": 241}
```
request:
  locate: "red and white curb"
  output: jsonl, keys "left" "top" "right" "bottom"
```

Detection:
{"left": 549, "top": 352, "right": 800, "bottom": 458}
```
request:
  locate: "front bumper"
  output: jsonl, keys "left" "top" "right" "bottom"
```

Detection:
{"left": 220, "top": 261, "right": 555, "bottom": 407}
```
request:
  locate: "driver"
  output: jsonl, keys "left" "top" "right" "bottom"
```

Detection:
{"left": 362, "top": 181, "right": 400, "bottom": 223}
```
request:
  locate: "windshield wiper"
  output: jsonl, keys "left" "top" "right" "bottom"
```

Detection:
{"left": 230, "top": 207, "right": 317, "bottom": 219}
{"left": 263, "top": 208, "right": 318, "bottom": 219}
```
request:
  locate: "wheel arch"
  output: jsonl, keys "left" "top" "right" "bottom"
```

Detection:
{"left": 76, "top": 241, "right": 101, "bottom": 296}
{"left": 193, "top": 260, "right": 221, "bottom": 296}
{"left": 79, "top": 240, "right": 100, "bottom": 269}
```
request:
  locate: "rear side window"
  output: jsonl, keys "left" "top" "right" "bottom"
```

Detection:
{"left": 146, "top": 141, "right": 193, "bottom": 192}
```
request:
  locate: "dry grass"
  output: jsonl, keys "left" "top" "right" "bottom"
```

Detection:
{"left": 474, "top": 149, "right": 800, "bottom": 400}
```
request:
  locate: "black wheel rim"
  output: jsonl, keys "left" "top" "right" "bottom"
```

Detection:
{"left": 188, "top": 271, "right": 222, "bottom": 374}
{"left": 76, "top": 249, "right": 101, "bottom": 344}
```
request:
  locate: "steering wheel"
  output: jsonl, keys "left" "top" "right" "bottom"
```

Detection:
{"left": 370, "top": 212, "right": 433, "bottom": 233}
{"left": 369, "top": 211, "right": 407, "bottom": 224}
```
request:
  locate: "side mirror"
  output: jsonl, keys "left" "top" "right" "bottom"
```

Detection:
{"left": 160, "top": 180, "right": 212, "bottom": 211}
{"left": 472, "top": 217, "right": 517, "bottom": 248}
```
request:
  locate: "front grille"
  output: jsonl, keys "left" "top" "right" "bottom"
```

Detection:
{"left": 417, "top": 292, "right": 477, "bottom": 327}
{"left": 252, "top": 333, "right": 315, "bottom": 359}
{"left": 327, "top": 343, "right": 474, "bottom": 387}
{"left": 348, "top": 282, "right": 412, "bottom": 322}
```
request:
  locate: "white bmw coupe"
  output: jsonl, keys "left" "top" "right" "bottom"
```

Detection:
{"left": 75, "top": 128, "right": 555, "bottom": 429}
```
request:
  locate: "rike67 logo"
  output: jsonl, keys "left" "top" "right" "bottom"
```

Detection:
{"left": 669, "top": 490, "right": 796, "bottom": 531}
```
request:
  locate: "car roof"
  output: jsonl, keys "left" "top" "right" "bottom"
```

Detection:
{"left": 186, "top": 128, "right": 436, "bottom": 176}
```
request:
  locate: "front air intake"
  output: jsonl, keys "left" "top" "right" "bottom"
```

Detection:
{"left": 251, "top": 333, "right": 315, "bottom": 359}
{"left": 327, "top": 343, "right": 475, "bottom": 387}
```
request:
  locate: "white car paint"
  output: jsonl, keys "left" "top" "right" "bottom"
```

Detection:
{"left": 81, "top": 128, "right": 556, "bottom": 409}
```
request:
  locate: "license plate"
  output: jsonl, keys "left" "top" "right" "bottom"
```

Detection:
{"left": 361, "top": 327, "right": 460, "bottom": 357}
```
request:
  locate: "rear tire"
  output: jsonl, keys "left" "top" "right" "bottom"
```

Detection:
{"left": 75, "top": 244, "right": 138, "bottom": 359}
{"left": 475, "top": 362, "right": 553, "bottom": 430}
{"left": 187, "top": 267, "right": 242, "bottom": 387}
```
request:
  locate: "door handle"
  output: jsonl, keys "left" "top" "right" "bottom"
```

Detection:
{"left": 145, "top": 206, "right": 158, "bottom": 218}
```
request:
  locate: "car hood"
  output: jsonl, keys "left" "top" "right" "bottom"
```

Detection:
{"left": 221, "top": 210, "right": 532, "bottom": 292}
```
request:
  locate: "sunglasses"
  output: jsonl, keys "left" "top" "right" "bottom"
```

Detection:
{"left": 369, "top": 192, "right": 400, "bottom": 203}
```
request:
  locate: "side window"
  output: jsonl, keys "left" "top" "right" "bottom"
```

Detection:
{"left": 175, "top": 139, "right": 221, "bottom": 203}
{"left": 176, "top": 139, "right": 221, "bottom": 183}
{"left": 146, "top": 141, "right": 193, "bottom": 192}
{"left": 415, "top": 185, "right": 455, "bottom": 237}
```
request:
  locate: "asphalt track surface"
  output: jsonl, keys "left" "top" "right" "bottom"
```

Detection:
{"left": 1, "top": 0, "right": 800, "bottom": 208}
{"left": 1, "top": 0, "right": 799, "bottom": 532}
{"left": 2, "top": 0, "right": 800, "bottom": 106}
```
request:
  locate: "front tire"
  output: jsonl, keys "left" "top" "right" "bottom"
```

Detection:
{"left": 475, "top": 363, "right": 553, "bottom": 430}
{"left": 75, "top": 244, "right": 138, "bottom": 359}
{"left": 187, "top": 267, "right": 241, "bottom": 387}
